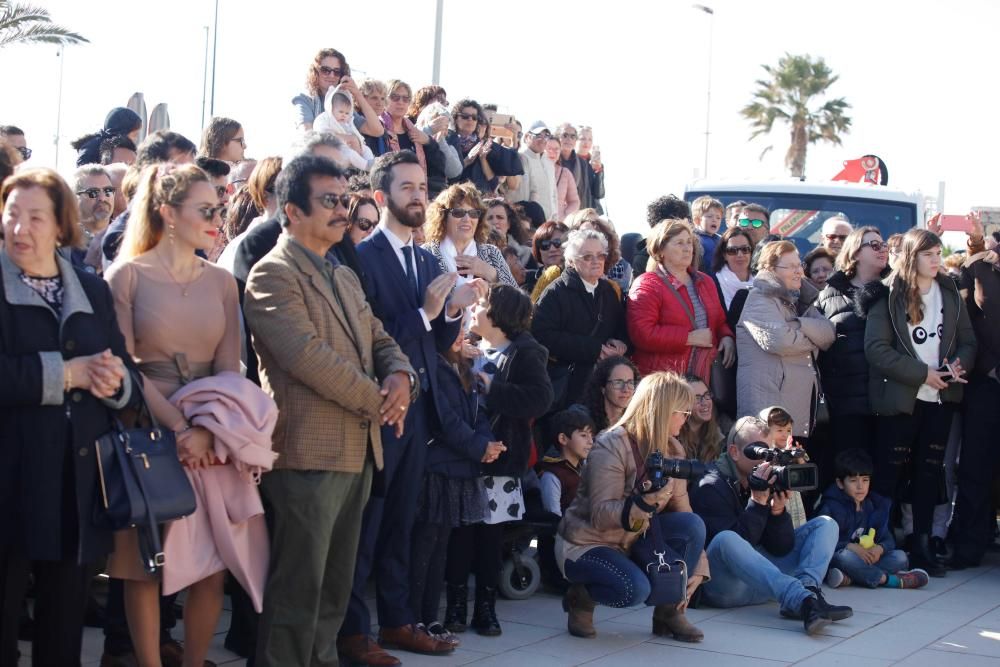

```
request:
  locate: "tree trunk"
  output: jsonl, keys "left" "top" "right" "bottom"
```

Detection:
{"left": 785, "top": 122, "right": 808, "bottom": 178}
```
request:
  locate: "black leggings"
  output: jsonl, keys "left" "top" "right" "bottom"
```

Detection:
{"left": 874, "top": 400, "right": 953, "bottom": 535}
{"left": 445, "top": 523, "right": 504, "bottom": 591}
{"left": 409, "top": 521, "right": 452, "bottom": 625}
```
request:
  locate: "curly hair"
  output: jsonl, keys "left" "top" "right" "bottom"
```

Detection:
{"left": 484, "top": 197, "right": 531, "bottom": 246}
{"left": 425, "top": 183, "right": 488, "bottom": 245}
{"left": 407, "top": 85, "right": 447, "bottom": 122}
{"left": 580, "top": 356, "right": 640, "bottom": 434}
{"left": 199, "top": 117, "right": 242, "bottom": 159}
{"left": 646, "top": 194, "right": 691, "bottom": 228}
{"left": 565, "top": 208, "right": 621, "bottom": 273}
{"left": 305, "top": 48, "right": 351, "bottom": 97}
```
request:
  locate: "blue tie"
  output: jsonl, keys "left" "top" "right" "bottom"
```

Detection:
{"left": 401, "top": 245, "right": 420, "bottom": 303}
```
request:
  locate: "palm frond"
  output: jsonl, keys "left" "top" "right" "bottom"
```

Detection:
{"left": 0, "top": 2, "right": 87, "bottom": 48}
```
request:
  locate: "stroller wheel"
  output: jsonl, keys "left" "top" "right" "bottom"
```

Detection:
{"left": 499, "top": 550, "right": 541, "bottom": 600}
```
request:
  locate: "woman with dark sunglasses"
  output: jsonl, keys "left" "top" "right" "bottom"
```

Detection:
{"left": 815, "top": 226, "right": 890, "bottom": 456}
{"left": 526, "top": 221, "right": 569, "bottom": 301}
{"left": 347, "top": 193, "right": 379, "bottom": 246}
{"left": 710, "top": 227, "right": 755, "bottom": 311}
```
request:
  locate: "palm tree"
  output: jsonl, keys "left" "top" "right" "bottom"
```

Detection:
{"left": 0, "top": 1, "right": 88, "bottom": 49}
{"left": 742, "top": 53, "right": 850, "bottom": 179}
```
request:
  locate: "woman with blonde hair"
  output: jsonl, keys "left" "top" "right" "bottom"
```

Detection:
{"left": 557, "top": 372, "right": 709, "bottom": 642}
{"left": 106, "top": 163, "right": 255, "bottom": 666}
{"left": 422, "top": 183, "right": 516, "bottom": 287}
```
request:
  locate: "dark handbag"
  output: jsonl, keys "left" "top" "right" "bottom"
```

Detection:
{"left": 625, "top": 437, "right": 689, "bottom": 606}
{"left": 710, "top": 354, "right": 737, "bottom": 419}
{"left": 94, "top": 384, "right": 197, "bottom": 574}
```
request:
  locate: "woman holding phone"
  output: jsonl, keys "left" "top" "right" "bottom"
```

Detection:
{"left": 863, "top": 228, "right": 976, "bottom": 577}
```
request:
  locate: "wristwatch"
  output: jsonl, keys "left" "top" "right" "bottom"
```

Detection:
{"left": 406, "top": 371, "right": 417, "bottom": 389}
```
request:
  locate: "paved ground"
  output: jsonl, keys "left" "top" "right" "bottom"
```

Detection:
{"left": 19, "top": 551, "right": 1000, "bottom": 666}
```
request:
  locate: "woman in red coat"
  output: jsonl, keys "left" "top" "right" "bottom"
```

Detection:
{"left": 626, "top": 219, "right": 735, "bottom": 382}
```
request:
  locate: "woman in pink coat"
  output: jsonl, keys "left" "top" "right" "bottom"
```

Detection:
{"left": 546, "top": 137, "right": 580, "bottom": 221}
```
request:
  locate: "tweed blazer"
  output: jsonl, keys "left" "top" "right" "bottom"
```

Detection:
{"left": 244, "top": 234, "right": 416, "bottom": 473}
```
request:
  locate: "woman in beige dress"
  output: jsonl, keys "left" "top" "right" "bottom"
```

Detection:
{"left": 106, "top": 163, "right": 241, "bottom": 667}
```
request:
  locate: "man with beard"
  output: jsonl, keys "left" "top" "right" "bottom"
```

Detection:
{"left": 337, "top": 150, "right": 486, "bottom": 666}
{"left": 71, "top": 164, "right": 116, "bottom": 274}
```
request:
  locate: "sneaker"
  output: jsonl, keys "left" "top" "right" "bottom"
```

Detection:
{"left": 824, "top": 568, "right": 852, "bottom": 589}
{"left": 897, "top": 568, "right": 930, "bottom": 589}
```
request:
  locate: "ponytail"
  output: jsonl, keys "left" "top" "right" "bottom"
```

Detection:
{"left": 118, "top": 163, "right": 208, "bottom": 261}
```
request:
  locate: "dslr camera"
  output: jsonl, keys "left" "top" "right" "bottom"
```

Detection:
{"left": 743, "top": 443, "right": 818, "bottom": 492}
{"left": 645, "top": 451, "right": 708, "bottom": 491}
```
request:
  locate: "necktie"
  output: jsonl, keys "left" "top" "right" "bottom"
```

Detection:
{"left": 401, "top": 245, "right": 420, "bottom": 303}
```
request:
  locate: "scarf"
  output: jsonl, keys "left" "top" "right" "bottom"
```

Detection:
{"left": 440, "top": 237, "right": 477, "bottom": 286}
{"left": 716, "top": 265, "right": 754, "bottom": 309}
{"left": 380, "top": 111, "right": 426, "bottom": 173}
{"left": 456, "top": 132, "right": 479, "bottom": 156}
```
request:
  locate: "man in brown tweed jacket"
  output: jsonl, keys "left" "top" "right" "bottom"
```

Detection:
{"left": 244, "top": 155, "right": 417, "bottom": 667}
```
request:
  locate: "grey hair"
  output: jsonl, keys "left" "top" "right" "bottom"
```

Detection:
{"left": 563, "top": 228, "right": 608, "bottom": 266}
{"left": 822, "top": 214, "right": 852, "bottom": 232}
{"left": 417, "top": 102, "right": 450, "bottom": 130}
{"left": 284, "top": 131, "right": 345, "bottom": 166}
{"left": 727, "top": 416, "right": 769, "bottom": 449}
{"left": 72, "top": 164, "right": 111, "bottom": 192}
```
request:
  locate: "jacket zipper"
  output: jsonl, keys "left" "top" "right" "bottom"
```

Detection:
{"left": 889, "top": 281, "right": 961, "bottom": 403}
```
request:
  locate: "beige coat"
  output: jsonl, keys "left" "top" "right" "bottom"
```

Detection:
{"left": 557, "top": 427, "right": 710, "bottom": 579}
{"left": 736, "top": 271, "right": 835, "bottom": 437}
{"left": 244, "top": 235, "right": 416, "bottom": 473}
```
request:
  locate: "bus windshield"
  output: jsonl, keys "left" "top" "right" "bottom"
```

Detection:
{"left": 685, "top": 191, "right": 918, "bottom": 256}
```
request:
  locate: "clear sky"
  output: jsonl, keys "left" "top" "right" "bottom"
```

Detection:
{"left": 5, "top": 0, "right": 999, "bottom": 235}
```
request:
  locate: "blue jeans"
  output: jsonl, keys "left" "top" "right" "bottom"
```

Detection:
{"left": 564, "top": 512, "right": 706, "bottom": 608}
{"left": 830, "top": 547, "right": 909, "bottom": 588}
{"left": 701, "top": 516, "right": 838, "bottom": 614}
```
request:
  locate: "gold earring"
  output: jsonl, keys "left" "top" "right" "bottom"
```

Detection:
{"left": 168, "top": 224, "right": 175, "bottom": 242}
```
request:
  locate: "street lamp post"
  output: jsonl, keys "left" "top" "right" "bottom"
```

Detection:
{"left": 54, "top": 46, "right": 66, "bottom": 169}
{"left": 210, "top": 0, "right": 219, "bottom": 116}
{"left": 692, "top": 4, "right": 714, "bottom": 179}
{"left": 432, "top": 0, "right": 444, "bottom": 85}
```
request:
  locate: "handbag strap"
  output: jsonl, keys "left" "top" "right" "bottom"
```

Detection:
{"left": 654, "top": 267, "right": 696, "bottom": 327}
{"left": 127, "top": 447, "right": 168, "bottom": 572}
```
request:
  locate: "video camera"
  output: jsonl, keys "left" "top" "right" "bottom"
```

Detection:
{"left": 742, "top": 443, "right": 818, "bottom": 492}
{"left": 645, "top": 451, "right": 708, "bottom": 491}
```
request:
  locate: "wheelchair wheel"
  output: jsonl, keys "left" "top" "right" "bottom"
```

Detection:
{"left": 498, "top": 548, "right": 541, "bottom": 600}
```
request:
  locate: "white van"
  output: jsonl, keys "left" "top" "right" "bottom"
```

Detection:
{"left": 684, "top": 179, "right": 924, "bottom": 255}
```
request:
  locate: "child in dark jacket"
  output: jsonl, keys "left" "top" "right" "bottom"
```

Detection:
{"left": 818, "top": 449, "right": 929, "bottom": 589}
{"left": 411, "top": 331, "right": 506, "bottom": 645}
{"left": 537, "top": 406, "right": 595, "bottom": 517}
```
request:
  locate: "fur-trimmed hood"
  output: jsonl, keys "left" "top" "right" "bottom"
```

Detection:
{"left": 751, "top": 269, "right": 820, "bottom": 314}
{"left": 853, "top": 279, "right": 889, "bottom": 319}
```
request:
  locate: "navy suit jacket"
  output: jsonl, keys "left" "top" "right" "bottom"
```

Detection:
{"left": 356, "top": 228, "right": 461, "bottom": 425}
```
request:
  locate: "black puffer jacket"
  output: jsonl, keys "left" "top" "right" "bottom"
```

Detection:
{"left": 815, "top": 271, "right": 871, "bottom": 416}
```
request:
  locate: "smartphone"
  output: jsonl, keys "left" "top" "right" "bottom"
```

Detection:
{"left": 592, "top": 145, "right": 601, "bottom": 161}
{"left": 938, "top": 214, "right": 972, "bottom": 233}
{"left": 486, "top": 111, "right": 512, "bottom": 127}
{"left": 937, "top": 362, "right": 957, "bottom": 382}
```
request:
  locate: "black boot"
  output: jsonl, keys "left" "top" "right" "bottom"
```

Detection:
{"left": 799, "top": 596, "right": 830, "bottom": 636}
{"left": 805, "top": 586, "right": 853, "bottom": 621}
{"left": 444, "top": 584, "right": 468, "bottom": 633}
{"left": 910, "top": 533, "right": 947, "bottom": 578}
{"left": 470, "top": 586, "right": 502, "bottom": 636}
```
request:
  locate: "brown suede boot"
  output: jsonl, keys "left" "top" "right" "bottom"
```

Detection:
{"left": 652, "top": 604, "right": 704, "bottom": 642}
{"left": 562, "top": 584, "right": 596, "bottom": 638}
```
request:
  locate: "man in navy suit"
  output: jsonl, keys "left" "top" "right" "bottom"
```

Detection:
{"left": 338, "top": 151, "right": 486, "bottom": 666}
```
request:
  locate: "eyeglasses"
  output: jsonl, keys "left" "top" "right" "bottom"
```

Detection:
{"left": 774, "top": 263, "right": 804, "bottom": 273}
{"left": 579, "top": 252, "right": 609, "bottom": 264}
{"left": 318, "top": 65, "right": 343, "bottom": 77}
{"left": 16, "top": 146, "right": 31, "bottom": 160}
{"left": 214, "top": 185, "right": 227, "bottom": 200}
{"left": 76, "top": 187, "right": 115, "bottom": 199}
{"left": 694, "top": 392, "right": 714, "bottom": 404}
{"left": 230, "top": 137, "right": 246, "bottom": 148}
{"left": 560, "top": 132, "right": 578, "bottom": 140}
{"left": 860, "top": 240, "right": 886, "bottom": 252}
{"left": 447, "top": 208, "right": 482, "bottom": 219}
{"left": 725, "top": 246, "right": 752, "bottom": 256}
{"left": 539, "top": 238, "right": 564, "bottom": 251}
{"left": 531, "top": 132, "right": 552, "bottom": 140}
{"left": 353, "top": 217, "right": 377, "bottom": 231}
{"left": 456, "top": 112, "right": 478, "bottom": 122}
{"left": 737, "top": 217, "right": 766, "bottom": 229}
{"left": 389, "top": 93, "right": 411, "bottom": 103}
{"left": 674, "top": 410, "right": 693, "bottom": 417}
{"left": 824, "top": 234, "right": 848, "bottom": 242}
{"left": 185, "top": 204, "right": 225, "bottom": 221}
{"left": 606, "top": 379, "right": 637, "bottom": 391}
{"left": 313, "top": 193, "right": 352, "bottom": 210}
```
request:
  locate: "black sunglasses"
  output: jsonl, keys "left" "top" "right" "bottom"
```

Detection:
{"left": 76, "top": 187, "right": 115, "bottom": 199}
{"left": 353, "top": 217, "right": 377, "bottom": 231}
{"left": 539, "top": 238, "right": 564, "bottom": 251}
{"left": 318, "top": 65, "right": 343, "bottom": 77}
{"left": 313, "top": 194, "right": 352, "bottom": 210}
{"left": 189, "top": 205, "right": 225, "bottom": 221}
{"left": 447, "top": 208, "right": 482, "bottom": 219}
{"left": 725, "top": 246, "right": 752, "bottom": 256}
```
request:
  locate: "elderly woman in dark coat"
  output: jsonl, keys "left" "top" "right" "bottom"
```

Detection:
{"left": 532, "top": 228, "right": 628, "bottom": 410}
{"left": 0, "top": 168, "right": 138, "bottom": 666}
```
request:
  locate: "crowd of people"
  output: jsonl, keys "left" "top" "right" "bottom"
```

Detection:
{"left": 2, "top": 44, "right": 999, "bottom": 667}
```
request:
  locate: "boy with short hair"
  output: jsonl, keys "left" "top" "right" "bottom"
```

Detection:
{"left": 537, "top": 407, "right": 595, "bottom": 517}
{"left": 818, "top": 449, "right": 929, "bottom": 589}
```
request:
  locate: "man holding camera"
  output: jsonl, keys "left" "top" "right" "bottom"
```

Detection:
{"left": 689, "top": 416, "right": 851, "bottom": 635}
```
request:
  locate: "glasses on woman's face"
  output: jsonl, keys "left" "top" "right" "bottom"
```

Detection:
{"left": 860, "top": 240, "right": 886, "bottom": 252}
{"left": 539, "top": 238, "right": 564, "bottom": 251}
{"left": 694, "top": 391, "right": 714, "bottom": 404}
{"left": 389, "top": 93, "right": 411, "bottom": 103}
{"left": 579, "top": 252, "right": 609, "bottom": 264}
{"left": 186, "top": 204, "right": 224, "bottom": 221}
{"left": 738, "top": 217, "right": 765, "bottom": 229}
{"left": 354, "top": 217, "right": 377, "bottom": 231}
{"left": 774, "top": 263, "right": 804, "bottom": 273}
{"left": 319, "top": 65, "right": 343, "bottom": 77}
{"left": 606, "top": 379, "right": 637, "bottom": 392}
{"left": 456, "top": 112, "right": 478, "bottom": 122}
{"left": 230, "top": 136, "right": 246, "bottom": 148}
{"left": 560, "top": 132, "right": 578, "bottom": 141}
{"left": 447, "top": 208, "right": 482, "bottom": 219}
{"left": 725, "top": 245, "right": 751, "bottom": 256}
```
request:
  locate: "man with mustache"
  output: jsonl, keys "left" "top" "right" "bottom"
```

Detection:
{"left": 338, "top": 150, "right": 487, "bottom": 666}
{"left": 72, "top": 164, "right": 116, "bottom": 274}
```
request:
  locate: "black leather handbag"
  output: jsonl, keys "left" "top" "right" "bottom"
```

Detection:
{"left": 94, "top": 384, "right": 197, "bottom": 574}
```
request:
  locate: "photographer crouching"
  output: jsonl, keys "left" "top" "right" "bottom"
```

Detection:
{"left": 556, "top": 372, "right": 709, "bottom": 641}
{"left": 689, "top": 416, "right": 853, "bottom": 635}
